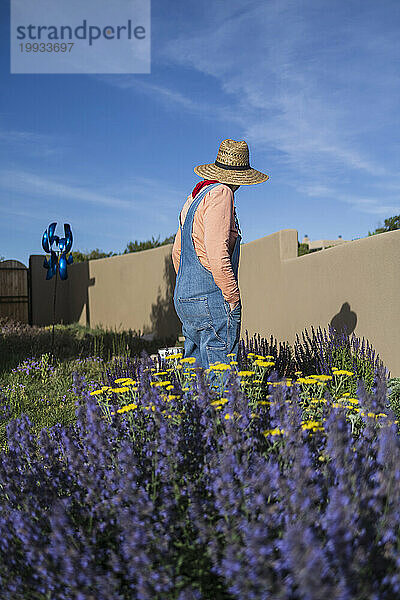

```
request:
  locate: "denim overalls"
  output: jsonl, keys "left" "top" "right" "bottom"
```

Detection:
{"left": 173, "top": 183, "right": 242, "bottom": 385}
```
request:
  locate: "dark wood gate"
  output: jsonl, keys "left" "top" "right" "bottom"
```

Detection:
{"left": 0, "top": 260, "right": 30, "bottom": 324}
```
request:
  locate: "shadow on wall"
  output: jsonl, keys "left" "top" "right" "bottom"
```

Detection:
{"left": 330, "top": 302, "right": 357, "bottom": 339}
{"left": 143, "top": 253, "right": 182, "bottom": 340}
{"left": 68, "top": 261, "right": 96, "bottom": 327}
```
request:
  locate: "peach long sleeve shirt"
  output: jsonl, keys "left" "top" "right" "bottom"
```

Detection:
{"left": 172, "top": 183, "right": 240, "bottom": 304}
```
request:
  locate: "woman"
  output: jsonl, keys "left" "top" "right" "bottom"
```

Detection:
{"left": 172, "top": 139, "right": 268, "bottom": 383}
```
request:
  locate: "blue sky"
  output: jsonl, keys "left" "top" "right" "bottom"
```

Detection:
{"left": 1, "top": 0, "right": 399, "bottom": 265}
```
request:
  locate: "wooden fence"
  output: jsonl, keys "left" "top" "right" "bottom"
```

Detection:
{"left": 0, "top": 260, "right": 30, "bottom": 324}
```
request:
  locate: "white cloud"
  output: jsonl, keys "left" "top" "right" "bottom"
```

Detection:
{"left": 0, "top": 169, "right": 132, "bottom": 209}
{"left": 0, "top": 128, "right": 61, "bottom": 157}
{"left": 156, "top": 0, "right": 398, "bottom": 184}
{"left": 299, "top": 181, "right": 400, "bottom": 217}
{"left": 0, "top": 168, "right": 187, "bottom": 224}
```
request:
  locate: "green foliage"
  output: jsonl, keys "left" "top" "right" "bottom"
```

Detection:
{"left": 72, "top": 234, "right": 176, "bottom": 263}
{"left": 123, "top": 234, "right": 175, "bottom": 254}
{"left": 297, "top": 213, "right": 399, "bottom": 256}
{"left": 0, "top": 321, "right": 396, "bottom": 456}
{"left": 297, "top": 242, "right": 311, "bottom": 256}
{"left": 0, "top": 353, "right": 106, "bottom": 451}
{"left": 71, "top": 248, "right": 118, "bottom": 262}
{"left": 243, "top": 325, "right": 391, "bottom": 431}
{"left": 0, "top": 317, "right": 176, "bottom": 376}
{"left": 387, "top": 377, "right": 400, "bottom": 421}
{"left": 297, "top": 242, "right": 326, "bottom": 257}
{"left": 368, "top": 215, "right": 400, "bottom": 237}
{"left": 321, "top": 343, "right": 375, "bottom": 397}
{"left": 68, "top": 213, "right": 400, "bottom": 263}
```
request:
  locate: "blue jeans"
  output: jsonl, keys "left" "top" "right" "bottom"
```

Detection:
{"left": 178, "top": 297, "right": 242, "bottom": 388}
{"left": 173, "top": 182, "right": 242, "bottom": 390}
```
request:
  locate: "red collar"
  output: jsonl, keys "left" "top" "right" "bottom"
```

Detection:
{"left": 191, "top": 179, "right": 219, "bottom": 198}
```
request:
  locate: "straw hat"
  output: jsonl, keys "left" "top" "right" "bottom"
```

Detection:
{"left": 194, "top": 139, "right": 269, "bottom": 185}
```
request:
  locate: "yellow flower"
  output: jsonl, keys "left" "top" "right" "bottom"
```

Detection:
{"left": 155, "top": 371, "right": 169, "bottom": 376}
{"left": 299, "top": 377, "right": 322, "bottom": 385}
{"left": 227, "top": 353, "right": 236, "bottom": 357}
{"left": 377, "top": 413, "right": 388, "bottom": 418}
{"left": 230, "top": 360, "right": 238, "bottom": 365}
{"left": 152, "top": 381, "right": 172, "bottom": 387}
{"left": 263, "top": 428, "right": 285, "bottom": 436}
{"left": 347, "top": 398, "right": 359, "bottom": 404}
{"left": 224, "top": 414, "right": 232, "bottom": 420}
{"left": 165, "top": 353, "right": 183, "bottom": 360}
{"left": 125, "top": 380, "right": 138, "bottom": 386}
{"left": 211, "top": 398, "right": 228, "bottom": 406}
{"left": 117, "top": 403, "right": 137, "bottom": 413}
{"left": 111, "top": 387, "right": 130, "bottom": 393}
{"left": 180, "top": 356, "right": 196, "bottom": 364}
{"left": 209, "top": 363, "right": 231, "bottom": 371}
{"left": 89, "top": 389, "right": 104, "bottom": 396}
{"left": 166, "top": 385, "right": 174, "bottom": 391}
{"left": 332, "top": 370, "right": 354, "bottom": 376}
{"left": 237, "top": 370, "right": 255, "bottom": 377}
{"left": 114, "top": 378, "right": 130, "bottom": 383}
{"left": 254, "top": 359, "right": 275, "bottom": 368}
{"left": 301, "top": 420, "right": 324, "bottom": 430}
{"left": 182, "top": 387, "right": 190, "bottom": 391}
{"left": 309, "top": 374, "right": 332, "bottom": 381}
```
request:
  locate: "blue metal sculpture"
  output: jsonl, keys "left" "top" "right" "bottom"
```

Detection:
{"left": 42, "top": 222, "right": 73, "bottom": 280}
{"left": 41, "top": 223, "right": 73, "bottom": 363}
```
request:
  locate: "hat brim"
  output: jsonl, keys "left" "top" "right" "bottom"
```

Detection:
{"left": 194, "top": 163, "right": 269, "bottom": 185}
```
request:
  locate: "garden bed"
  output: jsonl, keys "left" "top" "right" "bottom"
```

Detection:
{"left": 0, "top": 319, "right": 399, "bottom": 599}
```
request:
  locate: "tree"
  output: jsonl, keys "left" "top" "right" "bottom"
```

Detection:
{"left": 71, "top": 234, "right": 176, "bottom": 263}
{"left": 69, "top": 211, "right": 400, "bottom": 264}
{"left": 71, "top": 248, "right": 118, "bottom": 263}
{"left": 122, "top": 234, "right": 175, "bottom": 254}
{"left": 368, "top": 215, "right": 400, "bottom": 237}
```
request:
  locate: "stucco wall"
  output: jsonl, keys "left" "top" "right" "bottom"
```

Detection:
{"left": 29, "top": 228, "right": 400, "bottom": 377}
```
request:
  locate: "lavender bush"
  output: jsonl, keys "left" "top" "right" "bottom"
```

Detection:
{"left": 0, "top": 328, "right": 399, "bottom": 599}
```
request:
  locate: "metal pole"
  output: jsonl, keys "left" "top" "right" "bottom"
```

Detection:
{"left": 51, "top": 259, "right": 58, "bottom": 364}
